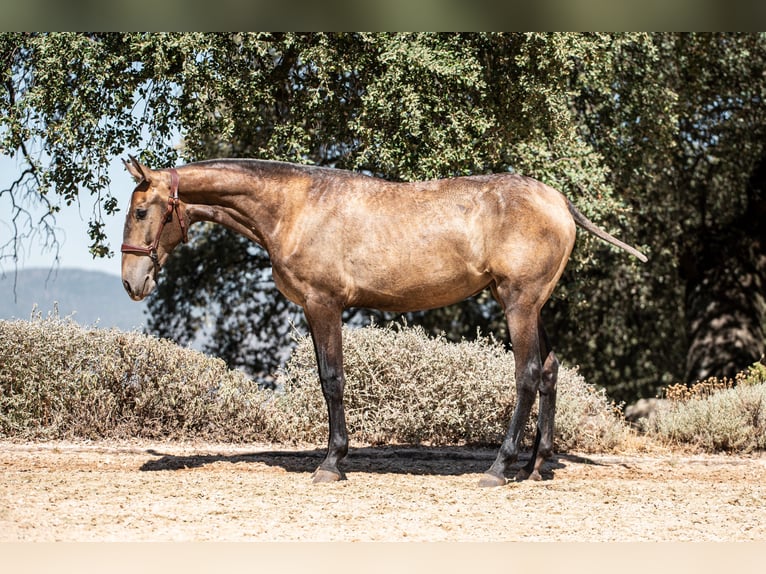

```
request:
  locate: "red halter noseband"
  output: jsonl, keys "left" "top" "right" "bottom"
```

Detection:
{"left": 120, "top": 168, "right": 188, "bottom": 265}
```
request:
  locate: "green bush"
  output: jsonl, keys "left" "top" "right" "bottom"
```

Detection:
{"left": 0, "top": 315, "right": 628, "bottom": 452}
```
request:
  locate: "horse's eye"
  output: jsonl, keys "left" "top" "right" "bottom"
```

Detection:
{"left": 135, "top": 208, "right": 148, "bottom": 220}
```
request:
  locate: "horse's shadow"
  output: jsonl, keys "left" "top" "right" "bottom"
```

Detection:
{"left": 139, "top": 445, "right": 600, "bottom": 480}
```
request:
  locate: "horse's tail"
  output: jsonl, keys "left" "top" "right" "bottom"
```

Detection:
{"left": 567, "top": 199, "right": 648, "bottom": 263}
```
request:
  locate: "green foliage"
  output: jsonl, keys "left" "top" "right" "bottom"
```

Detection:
{"left": 547, "top": 33, "right": 766, "bottom": 401}
{"left": 2, "top": 32, "right": 622, "bottom": 258}
{"left": 127, "top": 32, "right": 651, "bottom": 397}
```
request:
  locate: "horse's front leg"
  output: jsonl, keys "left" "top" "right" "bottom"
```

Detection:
{"left": 304, "top": 300, "right": 348, "bottom": 483}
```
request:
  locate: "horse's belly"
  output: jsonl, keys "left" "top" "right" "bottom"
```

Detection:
{"left": 347, "top": 261, "right": 490, "bottom": 312}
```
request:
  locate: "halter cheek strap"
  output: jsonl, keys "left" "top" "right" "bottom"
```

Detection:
{"left": 120, "top": 168, "right": 188, "bottom": 263}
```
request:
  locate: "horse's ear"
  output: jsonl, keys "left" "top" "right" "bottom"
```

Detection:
{"left": 124, "top": 155, "right": 152, "bottom": 184}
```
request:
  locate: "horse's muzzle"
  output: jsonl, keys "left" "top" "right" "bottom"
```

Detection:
{"left": 122, "top": 273, "right": 156, "bottom": 301}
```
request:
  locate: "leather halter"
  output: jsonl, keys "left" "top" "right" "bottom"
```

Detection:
{"left": 120, "top": 168, "right": 188, "bottom": 265}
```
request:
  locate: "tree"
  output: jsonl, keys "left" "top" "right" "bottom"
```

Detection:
{"left": 572, "top": 33, "right": 766, "bottom": 391}
{"left": 4, "top": 32, "right": 765, "bottom": 402}
{"left": 668, "top": 34, "right": 766, "bottom": 383}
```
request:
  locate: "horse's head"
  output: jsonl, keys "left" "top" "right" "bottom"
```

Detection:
{"left": 120, "top": 156, "right": 188, "bottom": 301}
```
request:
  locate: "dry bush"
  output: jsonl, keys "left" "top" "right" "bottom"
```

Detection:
{"left": 274, "top": 323, "right": 629, "bottom": 452}
{"left": 6, "top": 314, "right": 764, "bottom": 455}
{"left": 664, "top": 362, "right": 766, "bottom": 402}
{"left": 1, "top": 316, "right": 629, "bottom": 453}
{"left": 0, "top": 314, "right": 276, "bottom": 441}
{"left": 645, "top": 364, "right": 766, "bottom": 452}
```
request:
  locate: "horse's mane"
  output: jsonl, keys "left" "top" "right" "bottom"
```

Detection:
{"left": 190, "top": 158, "right": 371, "bottom": 182}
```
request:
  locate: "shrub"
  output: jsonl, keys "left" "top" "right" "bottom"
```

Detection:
{"left": 0, "top": 314, "right": 276, "bottom": 441}
{"left": 644, "top": 364, "right": 766, "bottom": 452}
{"left": 274, "top": 323, "right": 629, "bottom": 451}
{"left": 1, "top": 315, "right": 629, "bottom": 453}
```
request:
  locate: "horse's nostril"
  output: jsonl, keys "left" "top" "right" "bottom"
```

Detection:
{"left": 122, "top": 280, "right": 133, "bottom": 296}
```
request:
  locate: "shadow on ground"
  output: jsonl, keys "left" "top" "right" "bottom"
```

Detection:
{"left": 138, "top": 445, "right": 602, "bottom": 480}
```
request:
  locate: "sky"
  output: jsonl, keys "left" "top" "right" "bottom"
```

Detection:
{"left": 1, "top": 153, "right": 135, "bottom": 278}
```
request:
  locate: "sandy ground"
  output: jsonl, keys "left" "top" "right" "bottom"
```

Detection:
{"left": 1, "top": 440, "right": 765, "bottom": 542}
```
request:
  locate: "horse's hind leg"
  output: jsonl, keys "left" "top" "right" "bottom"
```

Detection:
{"left": 516, "top": 320, "right": 558, "bottom": 481}
{"left": 479, "top": 296, "right": 542, "bottom": 487}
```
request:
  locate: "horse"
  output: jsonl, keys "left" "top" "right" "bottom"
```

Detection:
{"left": 120, "top": 155, "right": 647, "bottom": 487}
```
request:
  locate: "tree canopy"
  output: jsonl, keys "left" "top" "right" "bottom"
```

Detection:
{"left": 3, "top": 33, "right": 765, "bottom": 402}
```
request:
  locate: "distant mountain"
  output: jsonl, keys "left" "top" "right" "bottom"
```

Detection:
{"left": 0, "top": 268, "right": 147, "bottom": 331}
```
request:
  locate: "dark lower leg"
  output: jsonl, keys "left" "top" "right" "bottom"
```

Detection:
{"left": 518, "top": 348, "right": 558, "bottom": 481}
{"left": 480, "top": 370, "right": 538, "bottom": 486}
{"left": 479, "top": 305, "right": 546, "bottom": 487}
{"left": 306, "top": 304, "right": 348, "bottom": 483}
{"left": 518, "top": 426, "right": 542, "bottom": 480}
{"left": 313, "top": 372, "right": 348, "bottom": 481}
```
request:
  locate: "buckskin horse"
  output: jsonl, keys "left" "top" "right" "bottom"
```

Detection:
{"left": 120, "top": 156, "right": 647, "bottom": 487}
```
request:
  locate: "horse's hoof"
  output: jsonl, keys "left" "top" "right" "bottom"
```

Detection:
{"left": 515, "top": 468, "right": 543, "bottom": 481}
{"left": 515, "top": 469, "right": 543, "bottom": 481}
{"left": 478, "top": 473, "right": 506, "bottom": 488}
{"left": 312, "top": 468, "right": 343, "bottom": 484}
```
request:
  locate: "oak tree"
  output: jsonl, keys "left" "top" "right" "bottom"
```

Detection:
{"left": 3, "top": 33, "right": 764, "bottom": 400}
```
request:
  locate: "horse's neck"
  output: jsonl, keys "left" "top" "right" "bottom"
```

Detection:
{"left": 178, "top": 163, "right": 288, "bottom": 251}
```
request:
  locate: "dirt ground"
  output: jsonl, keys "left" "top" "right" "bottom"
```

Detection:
{"left": 1, "top": 440, "right": 765, "bottom": 542}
